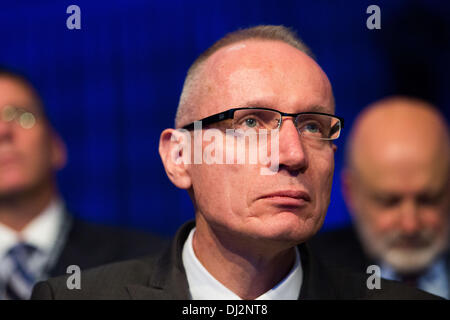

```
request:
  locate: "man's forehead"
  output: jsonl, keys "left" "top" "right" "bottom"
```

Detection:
{"left": 196, "top": 40, "right": 334, "bottom": 116}
{"left": 353, "top": 131, "right": 449, "bottom": 195}
{"left": 224, "top": 43, "right": 247, "bottom": 52}
{"left": 351, "top": 101, "right": 449, "bottom": 166}
{"left": 204, "top": 39, "right": 318, "bottom": 75}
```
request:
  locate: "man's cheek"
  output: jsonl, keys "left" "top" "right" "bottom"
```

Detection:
{"left": 372, "top": 214, "right": 396, "bottom": 234}
{"left": 314, "top": 152, "right": 334, "bottom": 178}
{"left": 422, "top": 209, "right": 446, "bottom": 225}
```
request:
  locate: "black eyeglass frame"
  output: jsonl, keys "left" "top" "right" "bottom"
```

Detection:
{"left": 181, "top": 107, "right": 344, "bottom": 140}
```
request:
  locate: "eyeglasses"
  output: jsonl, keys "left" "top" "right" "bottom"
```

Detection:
{"left": 182, "top": 107, "right": 344, "bottom": 141}
{"left": 1, "top": 105, "right": 37, "bottom": 129}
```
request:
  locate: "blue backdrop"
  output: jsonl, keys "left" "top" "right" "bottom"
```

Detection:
{"left": 1, "top": 0, "right": 449, "bottom": 236}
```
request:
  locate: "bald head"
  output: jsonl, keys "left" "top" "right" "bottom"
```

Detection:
{"left": 347, "top": 96, "right": 449, "bottom": 180}
{"left": 343, "top": 96, "right": 450, "bottom": 274}
{"left": 0, "top": 71, "right": 48, "bottom": 125}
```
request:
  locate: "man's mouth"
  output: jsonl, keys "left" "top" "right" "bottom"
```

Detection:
{"left": 259, "top": 190, "right": 311, "bottom": 206}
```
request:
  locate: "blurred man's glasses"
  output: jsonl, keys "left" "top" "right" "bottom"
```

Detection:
{"left": 1, "top": 105, "right": 37, "bottom": 129}
{"left": 182, "top": 107, "right": 344, "bottom": 141}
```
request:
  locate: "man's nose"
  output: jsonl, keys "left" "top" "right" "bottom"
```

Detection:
{"left": 277, "top": 118, "right": 308, "bottom": 172}
{"left": 398, "top": 199, "right": 421, "bottom": 235}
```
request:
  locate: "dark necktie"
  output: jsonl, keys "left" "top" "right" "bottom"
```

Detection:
{"left": 2, "top": 242, "right": 38, "bottom": 300}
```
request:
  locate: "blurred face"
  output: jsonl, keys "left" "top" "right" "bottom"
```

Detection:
{"left": 187, "top": 40, "right": 336, "bottom": 246}
{"left": 0, "top": 76, "right": 63, "bottom": 198}
{"left": 347, "top": 108, "right": 450, "bottom": 273}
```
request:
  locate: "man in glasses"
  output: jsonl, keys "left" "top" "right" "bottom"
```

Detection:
{"left": 310, "top": 96, "right": 450, "bottom": 299}
{"left": 0, "top": 68, "right": 165, "bottom": 300}
{"left": 32, "top": 25, "right": 437, "bottom": 299}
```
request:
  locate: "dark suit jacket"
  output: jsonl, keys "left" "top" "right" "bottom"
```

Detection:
{"left": 47, "top": 217, "right": 168, "bottom": 277}
{"left": 31, "top": 221, "right": 440, "bottom": 300}
{"left": 309, "top": 226, "right": 450, "bottom": 293}
{"left": 308, "top": 226, "right": 374, "bottom": 272}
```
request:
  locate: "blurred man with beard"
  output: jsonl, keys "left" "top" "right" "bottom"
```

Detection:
{"left": 310, "top": 96, "right": 450, "bottom": 298}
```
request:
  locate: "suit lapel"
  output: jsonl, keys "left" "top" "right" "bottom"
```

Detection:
{"left": 126, "top": 221, "right": 195, "bottom": 300}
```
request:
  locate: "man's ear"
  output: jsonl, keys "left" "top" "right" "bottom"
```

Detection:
{"left": 159, "top": 128, "right": 192, "bottom": 190}
{"left": 50, "top": 130, "right": 67, "bottom": 171}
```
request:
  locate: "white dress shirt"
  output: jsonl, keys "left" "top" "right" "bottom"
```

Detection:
{"left": 0, "top": 199, "right": 65, "bottom": 283}
{"left": 182, "top": 227, "right": 303, "bottom": 300}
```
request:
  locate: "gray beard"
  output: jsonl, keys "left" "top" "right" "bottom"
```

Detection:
{"left": 354, "top": 217, "right": 449, "bottom": 274}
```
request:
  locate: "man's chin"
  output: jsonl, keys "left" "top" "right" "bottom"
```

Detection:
{"left": 0, "top": 182, "right": 32, "bottom": 200}
{"left": 251, "top": 215, "right": 320, "bottom": 245}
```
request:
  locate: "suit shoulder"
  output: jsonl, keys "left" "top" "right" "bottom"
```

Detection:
{"left": 70, "top": 218, "right": 168, "bottom": 245}
{"left": 307, "top": 226, "right": 369, "bottom": 273}
{"left": 63, "top": 219, "right": 168, "bottom": 259}
{"left": 33, "top": 257, "right": 157, "bottom": 299}
{"left": 375, "top": 278, "right": 443, "bottom": 300}
{"left": 309, "top": 226, "right": 357, "bottom": 247}
{"left": 331, "top": 269, "right": 442, "bottom": 300}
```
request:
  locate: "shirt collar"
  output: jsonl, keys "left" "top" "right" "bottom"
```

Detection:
{"left": 0, "top": 198, "right": 65, "bottom": 258}
{"left": 182, "top": 227, "right": 303, "bottom": 300}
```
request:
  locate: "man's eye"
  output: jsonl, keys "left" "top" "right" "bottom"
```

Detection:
{"left": 417, "top": 194, "right": 443, "bottom": 206}
{"left": 301, "top": 121, "right": 325, "bottom": 135}
{"left": 376, "top": 197, "right": 401, "bottom": 208}
{"left": 305, "top": 123, "right": 320, "bottom": 133}
{"left": 244, "top": 118, "right": 258, "bottom": 128}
